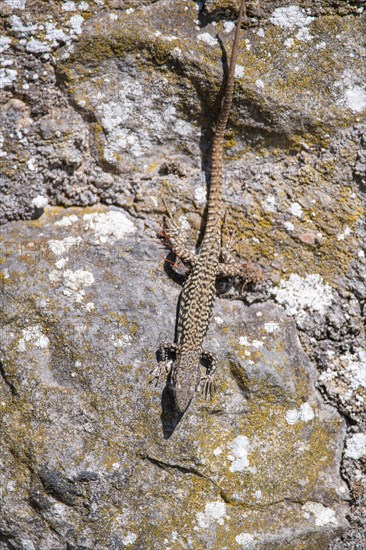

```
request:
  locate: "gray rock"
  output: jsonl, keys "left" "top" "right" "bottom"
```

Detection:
{"left": 0, "top": 0, "right": 365, "bottom": 548}
{"left": 0, "top": 206, "right": 351, "bottom": 548}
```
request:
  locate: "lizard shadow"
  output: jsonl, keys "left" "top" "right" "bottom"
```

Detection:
{"left": 160, "top": 385, "right": 184, "bottom": 438}
{"left": 154, "top": 342, "right": 184, "bottom": 437}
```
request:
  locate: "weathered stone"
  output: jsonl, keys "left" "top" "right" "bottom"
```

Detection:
{"left": 0, "top": 206, "right": 351, "bottom": 548}
{"left": 0, "top": 0, "right": 365, "bottom": 548}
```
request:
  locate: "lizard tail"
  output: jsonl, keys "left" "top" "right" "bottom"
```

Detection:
{"left": 206, "top": 0, "right": 247, "bottom": 231}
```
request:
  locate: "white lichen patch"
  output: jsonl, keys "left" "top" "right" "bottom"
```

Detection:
{"left": 5, "top": 0, "right": 26, "bottom": 8}
{"left": 284, "top": 37, "right": 294, "bottom": 48}
{"left": 44, "top": 22, "right": 69, "bottom": 47}
{"left": 83, "top": 211, "right": 136, "bottom": 244}
{"left": 27, "top": 158, "right": 36, "bottom": 171}
{"left": 223, "top": 21, "right": 235, "bottom": 34}
{"left": 302, "top": 502, "right": 338, "bottom": 527}
{"left": 299, "top": 402, "right": 315, "bottom": 421}
{"left": 50, "top": 268, "right": 94, "bottom": 303}
{"left": 262, "top": 194, "right": 277, "bottom": 212}
{"left": 319, "top": 347, "right": 365, "bottom": 413}
{"left": 31, "top": 195, "right": 48, "bottom": 209}
{"left": 272, "top": 274, "right": 334, "bottom": 318}
{"left": 63, "top": 269, "right": 94, "bottom": 290}
{"left": 55, "top": 214, "right": 79, "bottom": 227}
{"left": 26, "top": 39, "right": 50, "bottom": 53}
{"left": 228, "top": 435, "right": 250, "bottom": 473}
{"left": 264, "top": 321, "right": 279, "bottom": 334}
{"left": 235, "top": 65, "right": 245, "bottom": 78}
{"left": 12, "top": 8, "right": 79, "bottom": 57}
{"left": 239, "top": 336, "right": 263, "bottom": 349}
{"left": 283, "top": 221, "right": 294, "bottom": 232}
{"left": 178, "top": 215, "right": 191, "bottom": 232}
{"left": 68, "top": 14, "right": 84, "bottom": 35}
{"left": 344, "top": 433, "right": 366, "bottom": 460}
{"left": 344, "top": 85, "right": 366, "bottom": 113}
{"left": 194, "top": 185, "right": 206, "bottom": 206}
{"left": 48, "top": 236, "right": 82, "bottom": 258}
{"left": 7, "top": 480, "right": 16, "bottom": 491}
{"left": 286, "top": 402, "right": 315, "bottom": 425}
{"left": 285, "top": 409, "right": 299, "bottom": 425}
{"left": 336, "top": 70, "right": 366, "bottom": 113}
{"left": 62, "top": 1, "right": 76, "bottom": 11}
{"left": 213, "top": 446, "right": 222, "bottom": 456}
{"left": 340, "top": 349, "right": 366, "bottom": 389}
{"left": 96, "top": 80, "right": 188, "bottom": 159}
{"left": 9, "top": 15, "right": 37, "bottom": 36}
{"left": 270, "top": 6, "right": 314, "bottom": 30}
{"left": 316, "top": 41, "right": 327, "bottom": 50}
{"left": 161, "top": 35, "right": 178, "bottom": 42}
{"left": 0, "top": 36, "right": 11, "bottom": 54}
{"left": 121, "top": 532, "right": 137, "bottom": 546}
{"left": 18, "top": 325, "right": 49, "bottom": 352}
{"left": 197, "top": 33, "right": 217, "bottom": 47}
{"left": 196, "top": 501, "right": 227, "bottom": 528}
{"left": 337, "top": 225, "right": 352, "bottom": 241}
{"left": 288, "top": 202, "right": 303, "bottom": 218}
{"left": 55, "top": 258, "right": 68, "bottom": 269}
{"left": 0, "top": 68, "right": 17, "bottom": 88}
{"left": 112, "top": 332, "right": 132, "bottom": 348}
{"left": 62, "top": 269, "right": 94, "bottom": 302}
{"left": 296, "top": 26, "right": 312, "bottom": 41}
{"left": 236, "top": 533, "right": 256, "bottom": 548}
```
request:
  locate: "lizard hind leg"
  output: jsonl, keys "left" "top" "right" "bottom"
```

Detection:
{"left": 200, "top": 350, "right": 218, "bottom": 400}
{"left": 150, "top": 342, "right": 179, "bottom": 386}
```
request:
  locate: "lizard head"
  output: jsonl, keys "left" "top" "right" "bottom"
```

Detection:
{"left": 171, "top": 351, "right": 201, "bottom": 414}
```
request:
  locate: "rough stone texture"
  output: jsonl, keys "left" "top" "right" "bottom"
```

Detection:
{"left": 0, "top": 0, "right": 365, "bottom": 548}
{"left": 0, "top": 207, "right": 351, "bottom": 549}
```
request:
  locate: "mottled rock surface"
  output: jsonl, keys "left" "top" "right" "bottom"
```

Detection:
{"left": 0, "top": 206, "right": 351, "bottom": 549}
{"left": 0, "top": 0, "right": 365, "bottom": 549}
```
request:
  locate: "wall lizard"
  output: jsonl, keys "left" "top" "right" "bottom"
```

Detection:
{"left": 152, "top": 0, "right": 263, "bottom": 413}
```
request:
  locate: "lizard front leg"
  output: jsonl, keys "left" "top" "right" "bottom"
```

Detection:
{"left": 159, "top": 212, "right": 197, "bottom": 267}
{"left": 220, "top": 224, "right": 241, "bottom": 264}
{"left": 200, "top": 350, "right": 218, "bottom": 400}
{"left": 150, "top": 342, "right": 179, "bottom": 386}
{"left": 218, "top": 224, "right": 264, "bottom": 284}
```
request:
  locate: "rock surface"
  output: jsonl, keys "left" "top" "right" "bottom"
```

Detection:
{"left": 0, "top": 1, "right": 365, "bottom": 549}
{"left": 0, "top": 206, "right": 351, "bottom": 549}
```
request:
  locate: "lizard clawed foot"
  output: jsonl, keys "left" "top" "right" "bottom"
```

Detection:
{"left": 149, "top": 362, "right": 171, "bottom": 386}
{"left": 157, "top": 227, "right": 173, "bottom": 250}
{"left": 200, "top": 375, "right": 216, "bottom": 400}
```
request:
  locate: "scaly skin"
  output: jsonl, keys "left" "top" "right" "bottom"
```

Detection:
{"left": 170, "top": 1, "right": 247, "bottom": 413}
{"left": 152, "top": 2, "right": 262, "bottom": 413}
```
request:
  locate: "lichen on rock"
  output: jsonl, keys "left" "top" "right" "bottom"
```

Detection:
{"left": 0, "top": 1, "right": 365, "bottom": 548}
